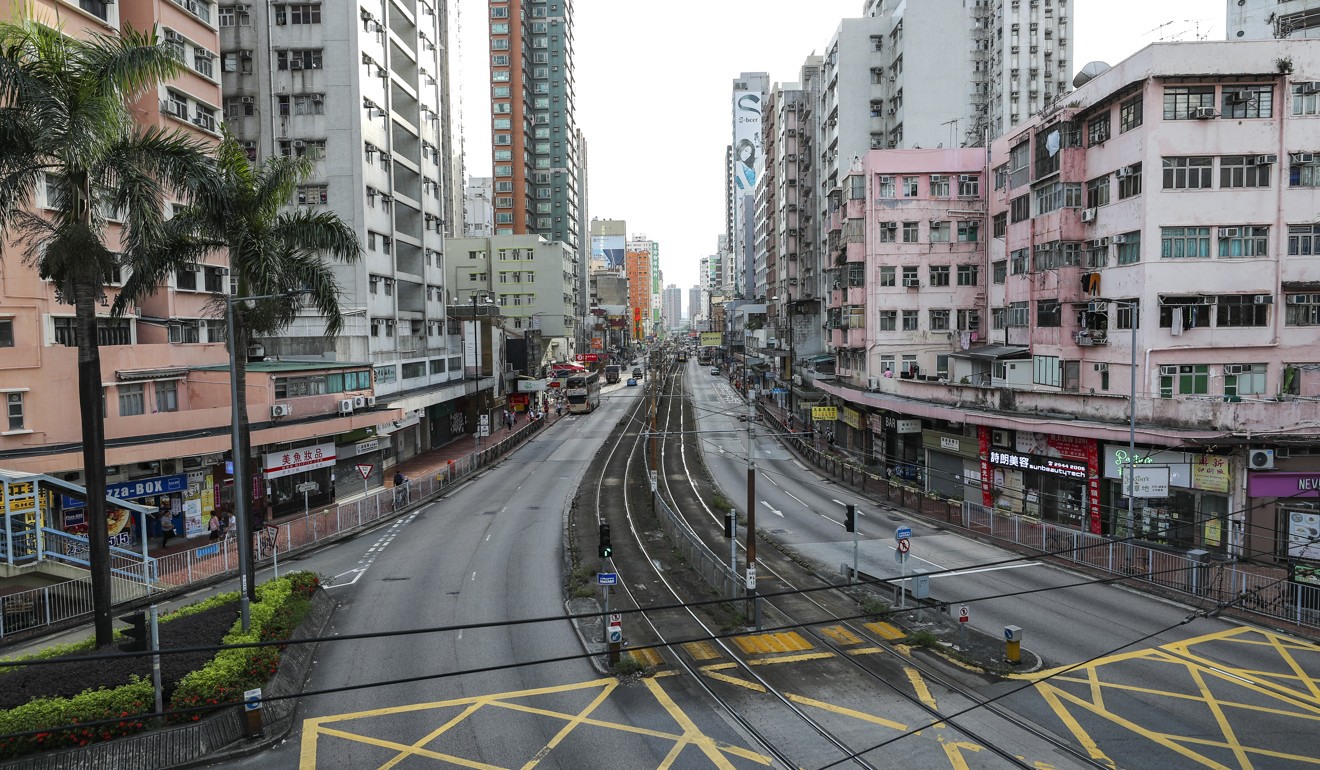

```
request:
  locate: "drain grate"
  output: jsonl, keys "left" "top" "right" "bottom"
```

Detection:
{"left": 381, "top": 577, "right": 410, "bottom": 582}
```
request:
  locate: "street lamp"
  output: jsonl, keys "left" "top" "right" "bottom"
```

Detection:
{"left": 225, "top": 288, "right": 307, "bottom": 632}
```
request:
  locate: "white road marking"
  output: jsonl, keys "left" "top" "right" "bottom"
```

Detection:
{"left": 785, "top": 491, "right": 807, "bottom": 507}
{"left": 766, "top": 476, "right": 780, "bottom": 487}
{"left": 820, "top": 514, "right": 844, "bottom": 528}
{"left": 938, "top": 562, "right": 1045, "bottom": 577}
{"left": 761, "top": 501, "right": 783, "bottom": 517}
{"left": 471, "top": 571, "right": 477, "bottom": 581}
{"left": 793, "top": 459, "right": 808, "bottom": 471}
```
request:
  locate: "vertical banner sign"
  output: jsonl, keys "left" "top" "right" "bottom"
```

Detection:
{"left": 1086, "top": 439, "right": 1102, "bottom": 534}
{"left": 978, "top": 426, "right": 994, "bottom": 507}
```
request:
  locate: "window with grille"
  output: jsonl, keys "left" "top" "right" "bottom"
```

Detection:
{"left": 1163, "top": 156, "right": 1213, "bottom": 189}
{"left": 1160, "top": 227, "right": 1211, "bottom": 258}
{"left": 1163, "top": 86, "right": 1215, "bottom": 119}
{"left": 1218, "top": 226, "right": 1269, "bottom": 258}
{"left": 1088, "top": 113, "right": 1111, "bottom": 145}
{"left": 928, "top": 175, "right": 949, "bottom": 197}
{"left": 929, "top": 266, "right": 950, "bottom": 286}
{"left": 1286, "top": 294, "right": 1320, "bottom": 325}
{"left": 1216, "top": 295, "right": 1270, "bottom": 327}
{"left": 6, "top": 393, "right": 24, "bottom": 431}
{"left": 1010, "top": 248, "right": 1030, "bottom": 274}
{"left": 1220, "top": 85, "right": 1272, "bottom": 119}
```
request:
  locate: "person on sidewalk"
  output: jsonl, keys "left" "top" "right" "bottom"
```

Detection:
{"left": 160, "top": 512, "right": 176, "bottom": 549}
{"left": 208, "top": 512, "right": 221, "bottom": 541}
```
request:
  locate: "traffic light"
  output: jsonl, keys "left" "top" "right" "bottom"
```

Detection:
{"left": 845, "top": 504, "right": 857, "bottom": 533}
{"left": 119, "top": 611, "right": 148, "bottom": 653}
{"left": 598, "top": 523, "right": 612, "bottom": 558}
{"left": 723, "top": 512, "right": 734, "bottom": 539}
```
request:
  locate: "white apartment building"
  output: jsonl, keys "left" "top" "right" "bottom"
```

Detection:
{"left": 464, "top": 176, "right": 495, "bottom": 237}
{"left": 1228, "top": 0, "right": 1320, "bottom": 40}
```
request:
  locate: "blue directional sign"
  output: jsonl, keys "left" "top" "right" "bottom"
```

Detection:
{"left": 895, "top": 526, "right": 912, "bottom": 542}
{"left": 596, "top": 572, "right": 618, "bottom": 585}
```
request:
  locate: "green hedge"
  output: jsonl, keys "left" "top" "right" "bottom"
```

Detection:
{"left": 0, "top": 571, "right": 321, "bottom": 757}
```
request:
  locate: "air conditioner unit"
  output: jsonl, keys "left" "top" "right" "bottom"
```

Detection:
{"left": 1190, "top": 106, "right": 1217, "bottom": 120}
{"left": 867, "top": 377, "right": 880, "bottom": 391}
{"left": 271, "top": 404, "right": 292, "bottom": 418}
{"left": 1115, "top": 166, "right": 1133, "bottom": 178}
{"left": 240, "top": 96, "right": 254, "bottom": 105}
{"left": 1254, "top": 154, "right": 1277, "bottom": 165}
{"left": 1291, "top": 152, "right": 1317, "bottom": 165}
{"left": 1227, "top": 89, "right": 1252, "bottom": 104}
{"left": 366, "top": 395, "right": 377, "bottom": 407}
{"left": 352, "top": 395, "right": 367, "bottom": 409}
{"left": 1112, "top": 234, "right": 1128, "bottom": 244}
{"left": 165, "top": 30, "right": 183, "bottom": 42}
{"left": 991, "top": 429, "right": 1009, "bottom": 446}
{"left": 1302, "top": 82, "right": 1320, "bottom": 95}
{"left": 1081, "top": 208, "right": 1096, "bottom": 223}
{"left": 1248, "top": 448, "right": 1275, "bottom": 470}
{"left": 1220, "top": 227, "right": 1240, "bottom": 238}
{"left": 1093, "top": 362, "right": 1108, "bottom": 372}
{"left": 1224, "top": 364, "right": 1244, "bottom": 375}
{"left": 1037, "top": 242, "right": 1055, "bottom": 251}
{"left": 338, "top": 399, "right": 355, "bottom": 415}
{"left": 234, "top": 4, "right": 249, "bottom": 11}
{"left": 1159, "top": 365, "right": 1178, "bottom": 376}
{"left": 378, "top": 70, "right": 389, "bottom": 79}
{"left": 1254, "top": 295, "right": 1274, "bottom": 305}
{"left": 292, "top": 140, "right": 306, "bottom": 148}
{"left": 370, "top": 108, "right": 386, "bottom": 118}
{"left": 290, "top": 60, "right": 304, "bottom": 70}
{"left": 310, "top": 93, "right": 323, "bottom": 102}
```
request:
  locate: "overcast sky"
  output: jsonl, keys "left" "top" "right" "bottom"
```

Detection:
{"left": 457, "top": 0, "right": 1222, "bottom": 301}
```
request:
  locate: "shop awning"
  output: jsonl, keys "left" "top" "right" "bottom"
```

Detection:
{"left": 808, "top": 354, "right": 835, "bottom": 363}
{"left": 949, "top": 345, "right": 1030, "bottom": 360}
{"left": 116, "top": 367, "right": 188, "bottom": 381}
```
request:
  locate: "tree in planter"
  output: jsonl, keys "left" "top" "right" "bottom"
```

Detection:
{"left": 0, "top": 19, "right": 212, "bottom": 646}
{"left": 118, "top": 131, "right": 359, "bottom": 602}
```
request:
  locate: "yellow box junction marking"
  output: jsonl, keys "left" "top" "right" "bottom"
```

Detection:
{"left": 747, "top": 651, "right": 835, "bottom": 666}
{"left": 865, "top": 620, "right": 906, "bottom": 641}
{"left": 731, "top": 631, "right": 813, "bottom": 655}
{"left": 682, "top": 640, "right": 721, "bottom": 661}
{"left": 819, "top": 625, "right": 864, "bottom": 646}
{"left": 629, "top": 646, "right": 664, "bottom": 668}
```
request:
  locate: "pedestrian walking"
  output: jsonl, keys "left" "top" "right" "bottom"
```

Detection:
{"left": 208, "top": 512, "right": 221, "bottom": 541}
{"left": 160, "top": 512, "right": 176, "bottom": 549}
{"left": 555, "top": 402, "right": 563, "bottom": 418}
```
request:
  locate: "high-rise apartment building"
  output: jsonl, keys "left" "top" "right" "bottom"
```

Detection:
{"left": 218, "top": 0, "right": 459, "bottom": 463}
{"left": 662, "top": 285, "right": 682, "bottom": 331}
{"left": 486, "top": 0, "right": 580, "bottom": 258}
{"left": 728, "top": 72, "right": 770, "bottom": 301}
{"left": 688, "top": 286, "right": 701, "bottom": 326}
{"left": 625, "top": 237, "right": 654, "bottom": 341}
{"left": 1227, "top": 0, "right": 1320, "bottom": 39}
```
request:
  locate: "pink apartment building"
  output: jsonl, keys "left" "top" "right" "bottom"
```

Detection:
{"left": 815, "top": 39, "right": 1320, "bottom": 568}
{"left": 0, "top": 0, "right": 397, "bottom": 583}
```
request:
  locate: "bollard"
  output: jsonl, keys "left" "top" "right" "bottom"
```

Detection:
{"left": 1004, "top": 625, "right": 1023, "bottom": 664}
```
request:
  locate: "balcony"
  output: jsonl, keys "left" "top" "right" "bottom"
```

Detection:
{"left": 830, "top": 327, "right": 866, "bottom": 349}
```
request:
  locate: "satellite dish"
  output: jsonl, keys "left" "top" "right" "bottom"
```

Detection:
{"left": 1073, "top": 61, "right": 1111, "bottom": 88}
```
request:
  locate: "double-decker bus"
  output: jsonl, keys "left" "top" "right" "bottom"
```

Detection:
{"left": 697, "top": 347, "right": 714, "bottom": 366}
{"left": 565, "top": 371, "right": 602, "bottom": 414}
{"left": 604, "top": 364, "right": 621, "bottom": 384}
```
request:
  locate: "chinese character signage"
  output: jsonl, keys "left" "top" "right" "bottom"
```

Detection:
{"left": 811, "top": 406, "right": 838, "bottom": 421}
{"left": 841, "top": 407, "right": 862, "bottom": 430}
{"left": 1191, "top": 455, "right": 1230, "bottom": 493}
{"left": 263, "top": 442, "right": 336, "bottom": 480}
{"left": 989, "top": 450, "right": 1086, "bottom": 479}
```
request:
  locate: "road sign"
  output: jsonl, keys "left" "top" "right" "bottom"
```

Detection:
{"left": 355, "top": 464, "right": 373, "bottom": 480}
{"left": 895, "top": 526, "right": 912, "bottom": 542}
{"left": 295, "top": 481, "right": 318, "bottom": 494}
{"left": 608, "top": 626, "right": 623, "bottom": 643}
{"left": 893, "top": 549, "right": 910, "bottom": 564}
{"left": 597, "top": 572, "right": 618, "bottom": 585}
{"left": 244, "top": 688, "right": 262, "bottom": 712}
{"left": 478, "top": 425, "right": 490, "bottom": 437}
{"left": 958, "top": 605, "right": 970, "bottom": 623}
{"left": 479, "top": 414, "right": 490, "bottom": 426}
{"left": 608, "top": 613, "right": 622, "bottom": 625}
{"left": 897, "top": 538, "right": 911, "bottom": 553}
{"left": 745, "top": 565, "right": 757, "bottom": 590}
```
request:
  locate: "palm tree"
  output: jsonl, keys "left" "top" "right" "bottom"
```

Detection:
{"left": 0, "top": 18, "right": 212, "bottom": 646}
{"left": 119, "top": 131, "right": 361, "bottom": 602}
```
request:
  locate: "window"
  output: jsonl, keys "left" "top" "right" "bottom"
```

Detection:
{"left": 218, "top": 6, "right": 234, "bottom": 26}
{"left": 1224, "top": 363, "right": 1267, "bottom": 396}
{"left": 878, "top": 176, "right": 895, "bottom": 197}
{"left": 1220, "top": 155, "right": 1271, "bottom": 188}
{"left": 1120, "top": 95, "right": 1143, "bottom": 132}
{"left": 289, "top": 4, "right": 321, "bottom": 24}
{"left": 879, "top": 266, "right": 896, "bottom": 286}
{"left": 1216, "top": 295, "right": 1270, "bottom": 327}
{"left": 1288, "top": 224, "right": 1320, "bottom": 255}
{"left": 1036, "top": 300, "right": 1061, "bottom": 327}
{"left": 902, "top": 266, "right": 919, "bottom": 287}
{"left": 1088, "top": 113, "right": 1111, "bottom": 145}
{"left": 1221, "top": 85, "right": 1272, "bottom": 119}
{"left": 1010, "top": 194, "right": 1030, "bottom": 223}
{"left": 1008, "top": 301, "right": 1029, "bottom": 326}
{"left": 176, "top": 264, "right": 198, "bottom": 290}
{"left": 1086, "top": 176, "right": 1110, "bottom": 208}
{"left": 929, "top": 175, "right": 950, "bottom": 197}
{"left": 52, "top": 317, "right": 131, "bottom": 346}
{"left": 958, "top": 174, "right": 979, "bottom": 197}
{"left": 1218, "top": 226, "right": 1269, "bottom": 258}
{"left": 1010, "top": 248, "right": 1030, "bottom": 275}
{"left": 992, "top": 307, "right": 1007, "bottom": 330}
{"left": 1163, "top": 156, "right": 1213, "bottom": 189}
{"left": 1160, "top": 227, "right": 1211, "bottom": 259}
{"left": 929, "top": 265, "right": 950, "bottom": 286}
{"left": 1292, "top": 157, "right": 1320, "bottom": 188}
{"left": 878, "top": 310, "right": 896, "bottom": 330}
{"left": 993, "top": 213, "right": 1007, "bottom": 238}
{"left": 276, "top": 49, "right": 322, "bottom": 70}
{"left": 0, "top": 389, "right": 26, "bottom": 433}
{"left": 1033, "top": 355, "right": 1062, "bottom": 388}
{"left": 1118, "top": 163, "right": 1142, "bottom": 198}
{"left": 1115, "top": 300, "right": 1140, "bottom": 330}
{"left": 155, "top": 380, "right": 178, "bottom": 412}
{"left": 1293, "top": 82, "right": 1320, "bottom": 116}
{"left": 1286, "top": 293, "right": 1320, "bottom": 325}
{"left": 296, "top": 185, "right": 327, "bottom": 205}
{"left": 1163, "top": 86, "right": 1215, "bottom": 120}
{"left": 1159, "top": 297, "right": 1211, "bottom": 330}
{"left": 992, "top": 260, "right": 1007, "bottom": 284}
{"left": 901, "top": 310, "right": 919, "bottom": 331}
{"left": 293, "top": 94, "right": 325, "bottom": 115}
{"left": 993, "top": 163, "right": 1008, "bottom": 190}
{"left": 957, "top": 221, "right": 979, "bottom": 242}
{"left": 957, "top": 309, "right": 981, "bottom": 331}
{"left": 929, "top": 221, "right": 950, "bottom": 242}
{"left": 929, "top": 309, "right": 950, "bottom": 331}
{"left": 0, "top": 320, "right": 11, "bottom": 347}
{"left": 957, "top": 264, "right": 979, "bottom": 286}
{"left": 902, "top": 176, "right": 919, "bottom": 197}
{"left": 1034, "top": 129, "right": 1060, "bottom": 178}
{"left": 118, "top": 384, "right": 145, "bottom": 417}
{"left": 902, "top": 221, "right": 919, "bottom": 243}
{"left": 1116, "top": 231, "right": 1142, "bottom": 265}
{"left": 1086, "top": 242, "right": 1108, "bottom": 268}
{"left": 1160, "top": 364, "right": 1209, "bottom": 398}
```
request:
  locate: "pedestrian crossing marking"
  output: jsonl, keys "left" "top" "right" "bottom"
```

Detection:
{"left": 819, "top": 625, "right": 864, "bottom": 645}
{"left": 732, "top": 631, "right": 813, "bottom": 655}
{"left": 682, "top": 641, "right": 722, "bottom": 661}
{"left": 865, "top": 621, "right": 907, "bottom": 641}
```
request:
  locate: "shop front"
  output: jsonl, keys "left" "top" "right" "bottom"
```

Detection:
{"left": 333, "top": 436, "right": 388, "bottom": 494}
{"left": 984, "top": 446, "right": 1089, "bottom": 528}
{"left": 1246, "top": 471, "right": 1320, "bottom": 564}
{"left": 60, "top": 471, "right": 201, "bottom": 543}
{"left": 921, "top": 429, "right": 981, "bottom": 501}
{"left": 1102, "top": 445, "right": 1232, "bottom": 552}
{"left": 837, "top": 406, "right": 873, "bottom": 464}
{"left": 884, "top": 415, "right": 923, "bottom": 481}
{"left": 263, "top": 441, "right": 336, "bottom": 518}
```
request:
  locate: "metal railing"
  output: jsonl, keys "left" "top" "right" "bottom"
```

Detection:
{"left": 653, "top": 494, "right": 742, "bottom": 600}
{"left": 1, "top": 419, "right": 545, "bottom": 641}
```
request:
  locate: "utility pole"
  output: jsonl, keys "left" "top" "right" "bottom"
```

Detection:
{"left": 745, "top": 376, "right": 758, "bottom": 628}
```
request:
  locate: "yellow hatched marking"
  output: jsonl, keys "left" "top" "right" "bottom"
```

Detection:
{"left": 519, "top": 681, "right": 617, "bottom": 770}
{"left": 629, "top": 646, "right": 664, "bottom": 668}
{"left": 848, "top": 646, "right": 886, "bottom": 656}
{"left": 942, "top": 740, "right": 984, "bottom": 770}
{"left": 819, "top": 624, "right": 863, "bottom": 645}
{"left": 786, "top": 692, "right": 908, "bottom": 731}
{"left": 731, "top": 631, "right": 813, "bottom": 655}
{"left": 700, "top": 663, "right": 767, "bottom": 692}
{"left": 905, "top": 667, "right": 944, "bottom": 728}
{"left": 643, "top": 676, "right": 774, "bottom": 768}
{"left": 865, "top": 620, "right": 906, "bottom": 640}
{"left": 376, "top": 702, "right": 484, "bottom": 770}
{"left": 747, "top": 651, "right": 835, "bottom": 666}
{"left": 682, "top": 640, "right": 721, "bottom": 661}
